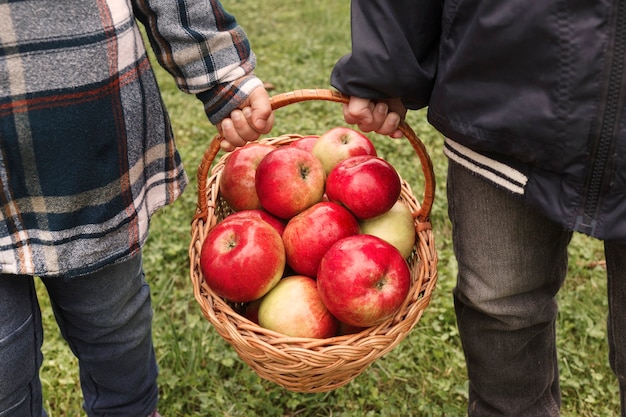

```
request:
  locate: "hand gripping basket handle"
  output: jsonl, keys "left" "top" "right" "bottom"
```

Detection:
{"left": 195, "top": 88, "right": 436, "bottom": 223}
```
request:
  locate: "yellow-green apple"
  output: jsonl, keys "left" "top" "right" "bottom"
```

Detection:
{"left": 223, "top": 209, "right": 286, "bottom": 236}
{"left": 312, "top": 127, "right": 377, "bottom": 174}
{"left": 359, "top": 200, "right": 416, "bottom": 259}
{"left": 290, "top": 135, "right": 319, "bottom": 152}
{"left": 219, "top": 142, "right": 276, "bottom": 211}
{"left": 325, "top": 155, "right": 401, "bottom": 219}
{"left": 258, "top": 275, "right": 338, "bottom": 338}
{"left": 317, "top": 234, "right": 411, "bottom": 327}
{"left": 255, "top": 146, "right": 325, "bottom": 219}
{"left": 200, "top": 217, "right": 285, "bottom": 303}
{"left": 282, "top": 202, "right": 360, "bottom": 278}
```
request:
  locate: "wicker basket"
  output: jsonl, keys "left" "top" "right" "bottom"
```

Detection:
{"left": 189, "top": 89, "right": 438, "bottom": 393}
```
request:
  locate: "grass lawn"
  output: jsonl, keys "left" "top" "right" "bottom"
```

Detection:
{"left": 37, "top": 1, "right": 619, "bottom": 415}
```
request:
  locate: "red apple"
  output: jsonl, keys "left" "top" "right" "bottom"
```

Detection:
{"left": 242, "top": 298, "right": 263, "bottom": 324}
{"left": 336, "top": 321, "right": 368, "bottom": 336}
{"left": 325, "top": 155, "right": 402, "bottom": 219}
{"left": 255, "top": 146, "right": 325, "bottom": 219}
{"left": 290, "top": 135, "right": 319, "bottom": 152}
{"left": 223, "top": 209, "right": 286, "bottom": 236}
{"left": 312, "top": 127, "right": 377, "bottom": 174}
{"left": 258, "top": 275, "right": 338, "bottom": 338}
{"left": 282, "top": 202, "right": 360, "bottom": 278}
{"left": 317, "top": 234, "right": 411, "bottom": 327}
{"left": 200, "top": 217, "right": 285, "bottom": 303}
{"left": 359, "top": 200, "right": 416, "bottom": 259}
{"left": 219, "top": 142, "right": 276, "bottom": 211}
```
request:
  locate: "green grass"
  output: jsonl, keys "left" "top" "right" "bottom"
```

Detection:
{"left": 36, "top": 1, "right": 619, "bottom": 415}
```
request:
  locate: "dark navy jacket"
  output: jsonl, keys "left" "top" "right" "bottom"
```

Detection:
{"left": 331, "top": 0, "right": 626, "bottom": 241}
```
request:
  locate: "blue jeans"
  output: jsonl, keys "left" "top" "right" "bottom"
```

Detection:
{"left": 447, "top": 161, "right": 626, "bottom": 416}
{"left": 0, "top": 252, "right": 158, "bottom": 417}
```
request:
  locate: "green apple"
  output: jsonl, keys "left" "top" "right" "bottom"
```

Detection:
{"left": 358, "top": 200, "right": 416, "bottom": 259}
{"left": 258, "top": 275, "right": 338, "bottom": 338}
{"left": 312, "top": 127, "right": 377, "bottom": 175}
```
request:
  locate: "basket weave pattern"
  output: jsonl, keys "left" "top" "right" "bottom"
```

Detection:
{"left": 189, "top": 89, "right": 438, "bottom": 393}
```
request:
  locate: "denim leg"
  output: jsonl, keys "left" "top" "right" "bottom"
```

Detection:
{"left": 40, "top": 252, "right": 158, "bottom": 417}
{"left": 605, "top": 240, "right": 626, "bottom": 417}
{"left": 447, "top": 161, "right": 571, "bottom": 416}
{"left": 0, "top": 275, "right": 45, "bottom": 417}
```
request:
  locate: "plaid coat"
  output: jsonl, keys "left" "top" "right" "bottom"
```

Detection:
{"left": 0, "top": 0, "right": 262, "bottom": 277}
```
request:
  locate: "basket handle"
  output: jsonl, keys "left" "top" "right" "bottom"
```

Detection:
{"left": 195, "top": 88, "right": 436, "bottom": 223}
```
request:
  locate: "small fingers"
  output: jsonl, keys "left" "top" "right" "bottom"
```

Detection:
{"left": 246, "top": 88, "right": 274, "bottom": 133}
{"left": 343, "top": 97, "right": 375, "bottom": 128}
{"left": 218, "top": 115, "right": 248, "bottom": 151}
{"left": 212, "top": 85, "right": 275, "bottom": 152}
{"left": 343, "top": 97, "right": 404, "bottom": 137}
{"left": 372, "top": 102, "right": 402, "bottom": 137}
{"left": 219, "top": 140, "right": 236, "bottom": 152}
{"left": 244, "top": 106, "right": 274, "bottom": 135}
{"left": 353, "top": 102, "right": 401, "bottom": 137}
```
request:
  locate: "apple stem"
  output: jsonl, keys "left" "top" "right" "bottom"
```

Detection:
{"left": 299, "top": 164, "right": 311, "bottom": 179}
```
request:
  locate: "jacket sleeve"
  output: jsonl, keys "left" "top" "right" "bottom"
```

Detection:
{"left": 132, "top": 0, "right": 263, "bottom": 124}
{"left": 331, "top": 0, "right": 442, "bottom": 110}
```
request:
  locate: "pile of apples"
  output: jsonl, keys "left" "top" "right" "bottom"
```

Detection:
{"left": 200, "top": 127, "right": 417, "bottom": 338}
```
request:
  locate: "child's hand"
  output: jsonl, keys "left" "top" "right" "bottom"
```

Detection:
{"left": 342, "top": 97, "right": 406, "bottom": 139}
{"left": 218, "top": 87, "right": 274, "bottom": 151}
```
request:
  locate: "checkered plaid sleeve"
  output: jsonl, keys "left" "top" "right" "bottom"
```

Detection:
{"left": 132, "top": 0, "right": 263, "bottom": 124}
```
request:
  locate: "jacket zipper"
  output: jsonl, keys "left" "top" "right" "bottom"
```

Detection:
{"left": 576, "top": 1, "right": 626, "bottom": 236}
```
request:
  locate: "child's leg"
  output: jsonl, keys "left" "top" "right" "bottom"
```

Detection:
{"left": 41, "top": 252, "right": 158, "bottom": 417}
{"left": 447, "top": 160, "right": 571, "bottom": 416}
{"left": 605, "top": 241, "right": 626, "bottom": 417}
{"left": 0, "top": 275, "right": 45, "bottom": 417}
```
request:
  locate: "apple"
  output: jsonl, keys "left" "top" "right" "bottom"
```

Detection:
{"left": 336, "top": 321, "right": 368, "bottom": 336}
{"left": 200, "top": 217, "right": 285, "bottom": 303}
{"left": 312, "top": 127, "right": 377, "bottom": 174}
{"left": 317, "top": 234, "right": 411, "bottom": 328}
{"left": 290, "top": 135, "right": 319, "bottom": 152}
{"left": 325, "top": 155, "right": 402, "bottom": 219}
{"left": 242, "top": 298, "right": 263, "bottom": 325}
{"left": 258, "top": 275, "right": 338, "bottom": 338}
{"left": 219, "top": 142, "right": 276, "bottom": 211}
{"left": 282, "top": 202, "right": 360, "bottom": 278}
{"left": 359, "top": 200, "right": 416, "bottom": 259}
{"left": 255, "top": 146, "right": 326, "bottom": 219}
{"left": 223, "top": 209, "right": 286, "bottom": 236}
